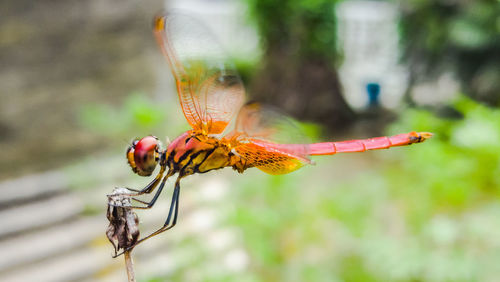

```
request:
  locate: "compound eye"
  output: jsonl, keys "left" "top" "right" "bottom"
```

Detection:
{"left": 131, "top": 136, "right": 159, "bottom": 176}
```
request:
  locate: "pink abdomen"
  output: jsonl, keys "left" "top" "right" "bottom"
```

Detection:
{"left": 308, "top": 132, "right": 432, "bottom": 155}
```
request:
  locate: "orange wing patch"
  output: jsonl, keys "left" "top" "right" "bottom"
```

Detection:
{"left": 235, "top": 142, "right": 309, "bottom": 175}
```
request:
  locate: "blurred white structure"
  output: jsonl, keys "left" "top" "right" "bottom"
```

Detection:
{"left": 166, "top": 0, "right": 260, "bottom": 61}
{"left": 412, "top": 72, "right": 459, "bottom": 106}
{"left": 336, "top": 0, "right": 407, "bottom": 110}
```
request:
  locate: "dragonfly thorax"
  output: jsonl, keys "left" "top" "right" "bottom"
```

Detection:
{"left": 165, "top": 131, "right": 243, "bottom": 177}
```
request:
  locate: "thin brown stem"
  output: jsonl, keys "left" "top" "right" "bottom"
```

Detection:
{"left": 124, "top": 250, "right": 136, "bottom": 282}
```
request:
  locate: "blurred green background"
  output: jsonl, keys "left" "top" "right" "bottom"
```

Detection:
{"left": 0, "top": 0, "right": 499, "bottom": 281}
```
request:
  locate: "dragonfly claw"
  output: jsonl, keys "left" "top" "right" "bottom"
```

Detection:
{"left": 111, "top": 245, "right": 135, "bottom": 258}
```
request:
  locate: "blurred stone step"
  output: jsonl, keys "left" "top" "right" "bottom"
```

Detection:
{"left": 0, "top": 193, "right": 83, "bottom": 238}
{"left": 0, "top": 247, "right": 109, "bottom": 282}
{"left": 0, "top": 216, "right": 105, "bottom": 273}
{"left": 0, "top": 171, "right": 68, "bottom": 209}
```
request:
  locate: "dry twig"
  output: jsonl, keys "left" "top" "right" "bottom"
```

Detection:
{"left": 106, "top": 187, "right": 140, "bottom": 282}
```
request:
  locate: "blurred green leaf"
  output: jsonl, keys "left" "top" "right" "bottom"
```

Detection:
{"left": 450, "top": 19, "right": 490, "bottom": 48}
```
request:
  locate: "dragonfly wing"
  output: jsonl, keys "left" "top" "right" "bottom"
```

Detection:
{"left": 236, "top": 141, "right": 310, "bottom": 175}
{"left": 154, "top": 14, "right": 245, "bottom": 134}
{"left": 231, "top": 103, "right": 312, "bottom": 175}
{"left": 232, "top": 103, "right": 311, "bottom": 145}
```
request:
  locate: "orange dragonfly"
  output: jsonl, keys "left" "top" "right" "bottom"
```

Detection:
{"left": 125, "top": 14, "right": 431, "bottom": 249}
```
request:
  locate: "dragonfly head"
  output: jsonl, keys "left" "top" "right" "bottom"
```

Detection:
{"left": 126, "top": 136, "right": 161, "bottom": 176}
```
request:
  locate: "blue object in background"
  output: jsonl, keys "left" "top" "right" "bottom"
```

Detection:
{"left": 366, "top": 82, "right": 380, "bottom": 107}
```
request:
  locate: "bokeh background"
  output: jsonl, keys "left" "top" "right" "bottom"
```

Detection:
{"left": 1, "top": 0, "right": 499, "bottom": 281}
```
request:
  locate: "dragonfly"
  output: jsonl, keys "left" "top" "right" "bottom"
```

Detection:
{"left": 124, "top": 13, "right": 432, "bottom": 250}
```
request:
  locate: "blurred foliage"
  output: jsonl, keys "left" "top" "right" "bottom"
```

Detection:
{"left": 150, "top": 96, "right": 500, "bottom": 281}
{"left": 233, "top": 58, "right": 259, "bottom": 86}
{"left": 78, "top": 92, "right": 189, "bottom": 144}
{"left": 387, "top": 96, "right": 500, "bottom": 218}
{"left": 245, "top": 0, "right": 340, "bottom": 60}
{"left": 79, "top": 92, "right": 165, "bottom": 137}
{"left": 400, "top": 0, "right": 500, "bottom": 104}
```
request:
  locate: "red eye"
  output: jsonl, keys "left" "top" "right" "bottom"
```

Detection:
{"left": 127, "top": 136, "right": 159, "bottom": 176}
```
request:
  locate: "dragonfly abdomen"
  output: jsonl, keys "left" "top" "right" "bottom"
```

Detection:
{"left": 309, "top": 132, "right": 432, "bottom": 155}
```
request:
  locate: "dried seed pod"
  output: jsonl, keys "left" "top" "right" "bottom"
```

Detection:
{"left": 106, "top": 187, "right": 139, "bottom": 256}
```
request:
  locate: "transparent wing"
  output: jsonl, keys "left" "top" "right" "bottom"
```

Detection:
{"left": 230, "top": 103, "right": 312, "bottom": 175}
{"left": 154, "top": 13, "right": 245, "bottom": 134}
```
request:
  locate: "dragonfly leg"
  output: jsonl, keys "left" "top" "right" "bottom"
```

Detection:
{"left": 132, "top": 178, "right": 181, "bottom": 246}
{"left": 163, "top": 178, "right": 180, "bottom": 226}
{"left": 127, "top": 165, "right": 168, "bottom": 195}
{"left": 131, "top": 174, "right": 170, "bottom": 209}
